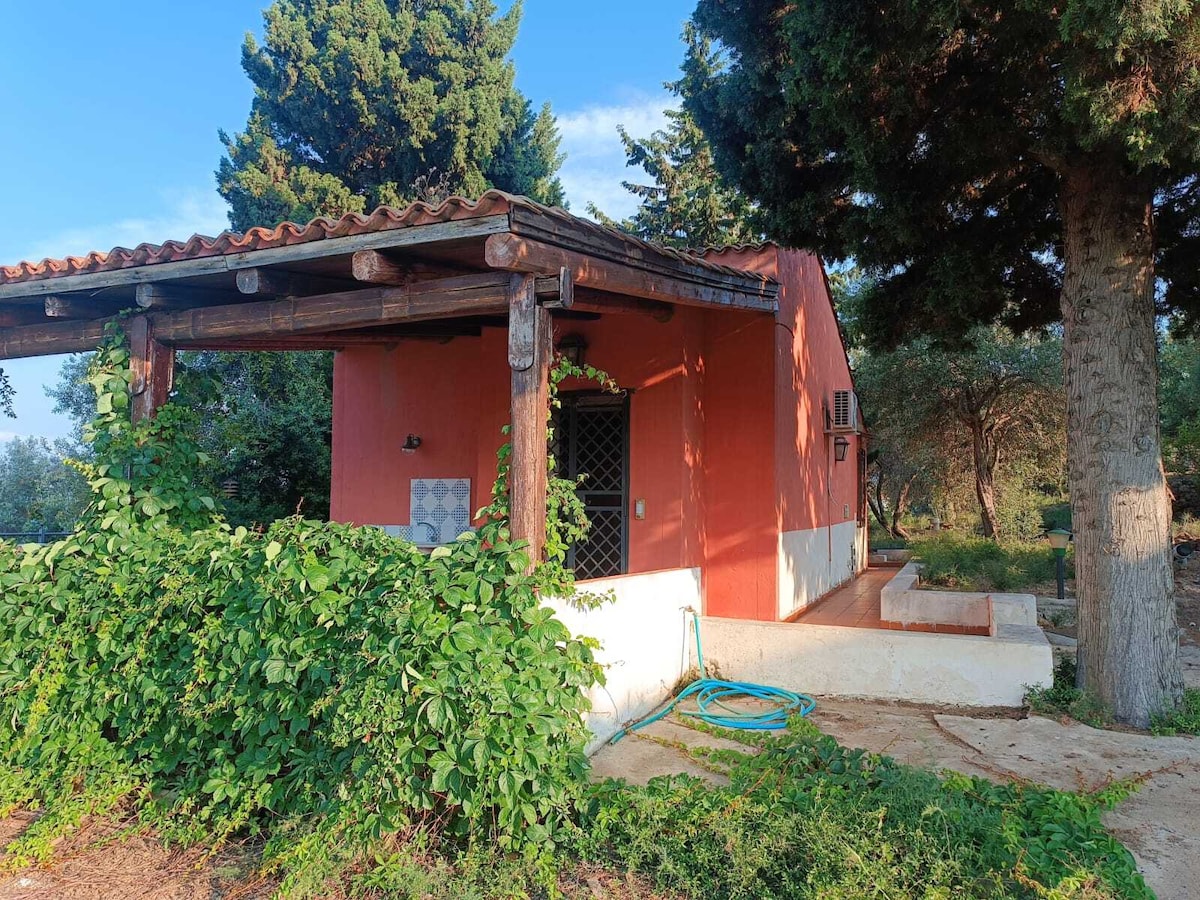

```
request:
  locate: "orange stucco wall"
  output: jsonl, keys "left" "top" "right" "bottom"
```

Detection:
{"left": 330, "top": 245, "right": 862, "bottom": 622}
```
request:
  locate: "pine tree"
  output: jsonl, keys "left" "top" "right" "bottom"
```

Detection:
{"left": 683, "top": 1, "right": 1200, "bottom": 726}
{"left": 218, "top": 0, "right": 564, "bottom": 231}
{"left": 592, "top": 107, "right": 757, "bottom": 248}
{"left": 592, "top": 29, "right": 756, "bottom": 248}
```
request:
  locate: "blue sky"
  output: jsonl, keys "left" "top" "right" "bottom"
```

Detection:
{"left": 0, "top": 0, "right": 694, "bottom": 442}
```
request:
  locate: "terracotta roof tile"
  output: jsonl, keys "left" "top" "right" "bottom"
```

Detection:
{"left": 0, "top": 193, "right": 513, "bottom": 286}
{"left": 0, "top": 190, "right": 775, "bottom": 288}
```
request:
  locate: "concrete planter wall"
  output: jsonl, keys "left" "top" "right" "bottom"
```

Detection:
{"left": 880, "top": 561, "right": 1039, "bottom": 631}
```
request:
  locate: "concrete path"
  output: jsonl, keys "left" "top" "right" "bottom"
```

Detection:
{"left": 590, "top": 698, "right": 1200, "bottom": 900}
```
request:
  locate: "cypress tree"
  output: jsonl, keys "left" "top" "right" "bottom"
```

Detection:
{"left": 218, "top": 0, "right": 564, "bottom": 231}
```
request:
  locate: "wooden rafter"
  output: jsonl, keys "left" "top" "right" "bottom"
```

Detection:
{"left": 564, "top": 287, "right": 674, "bottom": 322}
{"left": 45, "top": 295, "right": 125, "bottom": 319}
{"left": 351, "top": 250, "right": 464, "bottom": 285}
{"left": 236, "top": 267, "right": 356, "bottom": 297}
{"left": 506, "top": 206, "right": 779, "bottom": 308}
{"left": 485, "top": 233, "right": 776, "bottom": 312}
{"left": 0, "top": 307, "right": 49, "bottom": 328}
{"left": 135, "top": 283, "right": 243, "bottom": 310}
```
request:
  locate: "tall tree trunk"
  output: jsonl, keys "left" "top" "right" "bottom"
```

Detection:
{"left": 890, "top": 475, "right": 915, "bottom": 539}
{"left": 1061, "top": 164, "right": 1182, "bottom": 727}
{"left": 868, "top": 478, "right": 891, "bottom": 532}
{"left": 970, "top": 422, "right": 1001, "bottom": 538}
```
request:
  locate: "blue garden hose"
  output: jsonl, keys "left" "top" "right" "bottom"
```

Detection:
{"left": 609, "top": 611, "right": 815, "bottom": 743}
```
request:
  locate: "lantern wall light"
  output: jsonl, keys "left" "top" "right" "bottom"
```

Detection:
{"left": 557, "top": 333, "right": 588, "bottom": 367}
{"left": 833, "top": 435, "right": 850, "bottom": 462}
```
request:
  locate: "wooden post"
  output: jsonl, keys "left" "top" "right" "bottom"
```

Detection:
{"left": 128, "top": 315, "right": 175, "bottom": 423}
{"left": 507, "top": 274, "right": 551, "bottom": 569}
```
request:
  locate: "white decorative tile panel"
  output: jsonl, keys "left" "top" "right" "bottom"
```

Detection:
{"left": 409, "top": 478, "right": 472, "bottom": 545}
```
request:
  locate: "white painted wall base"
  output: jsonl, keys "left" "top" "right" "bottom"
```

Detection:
{"left": 546, "top": 568, "right": 700, "bottom": 752}
{"left": 695, "top": 616, "right": 1052, "bottom": 707}
{"left": 778, "top": 520, "right": 863, "bottom": 619}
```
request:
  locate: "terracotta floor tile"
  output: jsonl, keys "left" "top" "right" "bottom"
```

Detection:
{"left": 793, "top": 568, "right": 990, "bottom": 636}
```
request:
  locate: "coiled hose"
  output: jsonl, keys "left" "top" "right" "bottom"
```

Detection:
{"left": 609, "top": 610, "right": 815, "bottom": 743}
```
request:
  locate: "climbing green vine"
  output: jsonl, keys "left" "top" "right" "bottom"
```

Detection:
{"left": 480, "top": 354, "right": 622, "bottom": 605}
{"left": 0, "top": 325, "right": 603, "bottom": 892}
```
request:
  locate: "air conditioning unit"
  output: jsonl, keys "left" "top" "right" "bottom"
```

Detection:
{"left": 830, "top": 389, "right": 860, "bottom": 433}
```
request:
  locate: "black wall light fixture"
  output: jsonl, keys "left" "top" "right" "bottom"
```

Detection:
{"left": 557, "top": 333, "right": 588, "bottom": 367}
{"left": 833, "top": 435, "right": 850, "bottom": 462}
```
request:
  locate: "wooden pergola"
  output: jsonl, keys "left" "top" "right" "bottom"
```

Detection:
{"left": 0, "top": 192, "right": 779, "bottom": 562}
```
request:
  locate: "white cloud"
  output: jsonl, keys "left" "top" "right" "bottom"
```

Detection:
{"left": 555, "top": 94, "right": 671, "bottom": 222}
{"left": 9, "top": 188, "right": 232, "bottom": 266}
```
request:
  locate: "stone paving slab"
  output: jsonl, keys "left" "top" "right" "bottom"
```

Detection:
{"left": 636, "top": 718, "right": 754, "bottom": 755}
{"left": 589, "top": 732, "right": 725, "bottom": 786}
{"left": 934, "top": 714, "right": 1200, "bottom": 791}
{"left": 932, "top": 713, "right": 1200, "bottom": 900}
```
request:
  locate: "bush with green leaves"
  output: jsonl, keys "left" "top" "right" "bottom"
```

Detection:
{"left": 572, "top": 718, "right": 1148, "bottom": 899}
{"left": 0, "top": 329, "right": 601, "bottom": 892}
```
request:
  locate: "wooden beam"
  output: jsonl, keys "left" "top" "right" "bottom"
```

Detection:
{"left": 45, "top": 295, "right": 124, "bottom": 319}
{"left": 535, "top": 266, "right": 573, "bottom": 309}
{"left": 0, "top": 214, "right": 511, "bottom": 302}
{"left": 170, "top": 324, "right": 485, "bottom": 351}
{"left": 1, "top": 271, "right": 565, "bottom": 360}
{"left": 351, "top": 250, "right": 464, "bottom": 285}
{"left": 508, "top": 205, "right": 779, "bottom": 306}
{"left": 136, "top": 283, "right": 244, "bottom": 310}
{"left": 0, "top": 306, "right": 48, "bottom": 328}
{"left": 156, "top": 272, "right": 514, "bottom": 345}
{"left": 565, "top": 287, "right": 674, "bottom": 322}
{"left": 235, "top": 267, "right": 356, "bottom": 297}
{"left": 485, "top": 231, "right": 777, "bottom": 312}
{"left": 0, "top": 319, "right": 105, "bottom": 356}
{"left": 507, "top": 274, "right": 551, "bottom": 570}
{"left": 128, "top": 315, "right": 174, "bottom": 423}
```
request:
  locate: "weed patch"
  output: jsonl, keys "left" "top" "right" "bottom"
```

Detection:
{"left": 912, "top": 534, "right": 1071, "bottom": 593}
{"left": 572, "top": 718, "right": 1148, "bottom": 899}
{"left": 1151, "top": 688, "right": 1200, "bottom": 736}
{"left": 1026, "top": 657, "right": 1114, "bottom": 728}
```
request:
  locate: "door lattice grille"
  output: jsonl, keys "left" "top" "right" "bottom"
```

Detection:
{"left": 551, "top": 393, "right": 629, "bottom": 580}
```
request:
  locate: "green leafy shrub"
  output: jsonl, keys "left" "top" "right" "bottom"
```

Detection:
{"left": 572, "top": 718, "right": 1148, "bottom": 899}
{"left": 0, "top": 329, "right": 601, "bottom": 891}
{"left": 912, "top": 533, "right": 1071, "bottom": 592}
{"left": 1151, "top": 688, "right": 1200, "bottom": 736}
{"left": 1026, "top": 657, "right": 1113, "bottom": 729}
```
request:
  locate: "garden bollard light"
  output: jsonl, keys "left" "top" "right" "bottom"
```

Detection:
{"left": 1047, "top": 528, "right": 1071, "bottom": 601}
